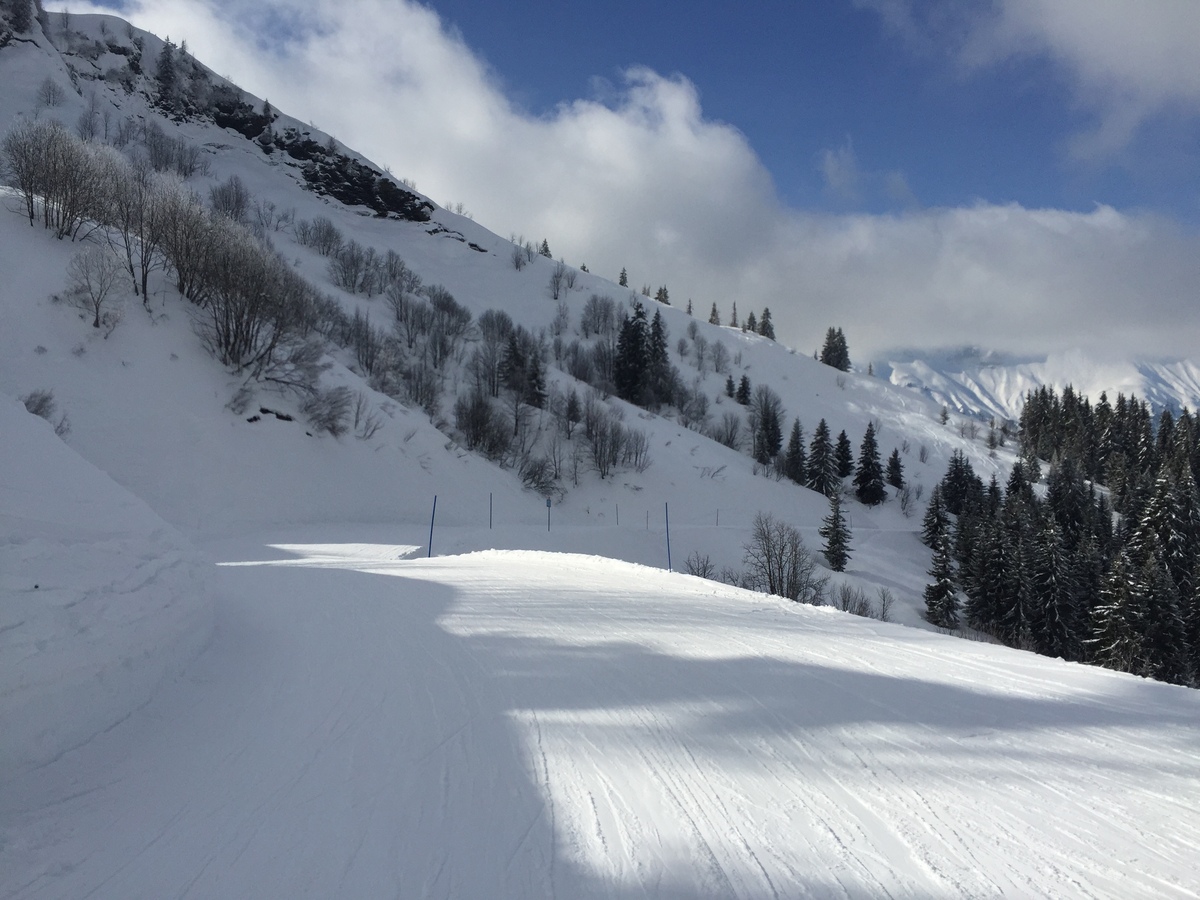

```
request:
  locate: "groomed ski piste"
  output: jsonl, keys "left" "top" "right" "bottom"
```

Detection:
{"left": 2, "top": 12, "right": 1200, "bottom": 898}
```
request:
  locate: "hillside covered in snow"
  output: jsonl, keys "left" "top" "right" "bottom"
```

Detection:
{"left": 2, "top": 8, "right": 1199, "bottom": 898}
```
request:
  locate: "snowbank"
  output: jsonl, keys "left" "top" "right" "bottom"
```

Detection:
{"left": 0, "top": 396, "right": 213, "bottom": 778}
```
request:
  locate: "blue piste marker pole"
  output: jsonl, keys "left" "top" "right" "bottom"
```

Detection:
{"left": 428, "top": 495, "right": 437, "bottom": 558}
{"left": 665, "top": 502, "right": 672, "bottom": 572}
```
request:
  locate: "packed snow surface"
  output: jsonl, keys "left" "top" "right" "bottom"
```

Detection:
{"left": 3, "top": 535, "right": 1198, "bottom": 898}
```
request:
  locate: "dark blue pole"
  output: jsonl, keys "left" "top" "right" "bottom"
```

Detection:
{"left": 428, "top": 495, "right": 437, "bottom": 558}
{"left": 665, "top": 502, "right": 672, "bottom": 572}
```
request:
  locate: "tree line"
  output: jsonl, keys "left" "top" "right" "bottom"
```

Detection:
{"left": 921, "top": 386, "right": 1200, "bottom": 686}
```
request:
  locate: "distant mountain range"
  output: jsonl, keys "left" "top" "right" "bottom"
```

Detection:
{"left": 879, "top": 347, "right": 1200, "bottom": 423}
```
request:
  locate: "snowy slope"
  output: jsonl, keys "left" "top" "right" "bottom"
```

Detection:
{"left": 885, "top": 347, "right": 1200, "bottom": 422}
{"left": 3, "top": 13, "right": 1198, "bottom": 898}
{"left": 0, "top": 394, "right": 212, "bottom": 778}
{"left": 3, "top": 538, "right": 1197, "bottom": 898}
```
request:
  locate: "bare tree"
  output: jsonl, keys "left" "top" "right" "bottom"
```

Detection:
{"left": 209, "top": 174, "right": 251, "bottom": 223}
{"left": 548, "top": 260, "right": 567, "bottom": 300}
{"left": 742, "top": 513, "right": 827, "bottom": 603}
{"left": 37, "top": 77, "right": 65, "bottom": 108}
{"left": 104, "top": 157, "right": 169, "bottom": 302}
{"left": 68, "top": 243, "right": 125, "bottom": 329}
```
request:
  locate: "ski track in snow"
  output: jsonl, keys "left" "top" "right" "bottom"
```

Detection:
{"left": 3, "top": 538, "right": 1199, "bottom": 899}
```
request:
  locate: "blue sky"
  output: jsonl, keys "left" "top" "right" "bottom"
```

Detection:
{"left": 61, "top": 0, "right": 1200, "bottom": 358}
{"left": 418, "top": 0, "right": 1197, "bottom": 221}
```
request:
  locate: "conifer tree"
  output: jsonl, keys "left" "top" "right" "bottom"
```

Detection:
{"left": 735, "top": 374, "right": 751, "bottom": 405}
{"left": 729, "top": 302, "right": 738, "bottom": 328}
{"left": 819, "top": 327, "right": 850, "bottom": 371}
{"left": 745, "top": 310, "right": 757, "bottom": 333}
{"left": 709, "top": 303, "right": 721, "bottom": 325}
{"left": 155, "top": 40, "right": 177, "bottom": 105}
{"left": 525, "top": 352, "right": 547, "bottom": 409}
{"left": 647, "top": 309, "right": 673, "bottom": 406}
{"left": 921, "top": 485, "right": 950, "bottom": 548}
{"left": 807, "top": 419, "right": 838, "bottom": 497}
{"left": 725, "top": 374, "right": 736, "bottom": 398}
{"left": 758, "top": 307, "right": 775, "bottom": 340}
{"left": 654, "top": 285, "right": 670, "bottom": 305}
{"left": 886, "top": 447, "right": 904, "bottom": 490}
{"left": 1088, "top": 550, "right": 1147, "bottom": 674}
{"left": 835, "top": 430, "right": 854, "bottom": 478}
{"left": 618, "top": 267, "right": 628, "bottom": 287}
{"left": 854, "top": 423, "right": 887, "bottom": 506}
{"left": 685, "top": 298, "right": 692, "bottom": 315}
{"left": 784, "top": 418, "right": 807, "bottom": 484}
{"left": 924, "top": 533, "right": 959, "bottom": 627}
{"left": 539, "top": 239, "right": 552, "bottom": 258}
{"left": 614, "top": 301, "right": 649, "bottom": 404}
{"left": 820, "top": 492, "right": 852, "bottom": 572}
{"left": 1024, "top": 517, "right": 1082, "bottom": 660}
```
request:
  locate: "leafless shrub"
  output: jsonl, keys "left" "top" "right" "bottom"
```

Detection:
{"left": 510, "top": 243, "right": 527, "bottom": 270}
{"left": 209, "top": 174, "right": 251, "bottom": 223}
{"left": 831, "top": 583, "right": 873, "bottom": 617}
{"left": 22, "top": 389, "right": 71, "bottom": 436}
{"left": 918, "top": 444, "right": 929, "bottom": 464}
{"left": 742, "top": 512, "right": 828, "bottom": 603}
{"left": 303, "top": 386, "right": 353, "bottom": 437}
{"left": 37, "top": 77, "right": 66, "bottom": 108}
{"left": 622, "top": 427, "right": 652, "bottom": 472}
{"left": 685, "top": 551, "right": 716, "bottom": 579}
{"left": 519, "top": 455, "right": 557, "bottom": 495}
{"left": 563, "top": 267, "right": 578, "bottom": 289}
{"left": 898, "top": 485, "right": 915, "bottom": 518}
{"left": 876, "top": 587, "right": 895, "bottom": 623}
{"left": 710, "top": 411, "right": 741, "bottom": 450}
{"left": 21, "top": 389, "right": 56, "bottom": 419}
{"left": 352, "top": 390, "right": 383, "bottom": 440}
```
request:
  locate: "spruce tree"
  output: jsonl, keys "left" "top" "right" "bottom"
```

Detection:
{"left": 807, "top": 419, "right": 838, "bottom": 497}
{"left": 648, "top": 310, "right": 673, "bottom": 406}
{"left": 686, "top": 298, "right": 692, "bottom": 315}
{"left": 921, "top": 485, "right": 950, "bottom": 548}
{"left": 1088, "top": 550, "right": 1147, "bottom": 674}
{"left": 725, "top": 374, "right": 736, "bottom": 398}
{"left": 155, "top": 40, "right": 177, "bottom": 106}
{"left": 614, "top": 301, "right": 649, "bottom": 404}
{"left": 1024, "top": 517, "right": 1082, "bottom": 660}
{"left": 735, "top": 375, "right": 751, "bottom": 405}
{"left": 709, "top": 303, "right": 720, "bottom": 325}
{"left": 758, "top": 307, "right": 775, "bottom": 340}
{"left": 886, "top": 448, "right": 905, "bottom": 490}
{"left": 745, "top": 310, "right": 757, "bottom": 333}
{"left": 618, "top": 267, "right": 628, "bottom": 287}
{"left": 539, "top": 239, "right": 552, "bottom": 257}
{"left": 819, "top": 327, "right": 850, "bottom": 371}
{"left": 820, "top": 492, "right": 852, "bottom": 572}
{"left": 525, "top": 353, "right": 547, "bottom": 409}
{"left": 854, "top": 423, "right": 887, "bottom": 506}
{"left": 784, "top": 418, "right": 807, "bottom": 484}
{"left": 835, "top": 430, "right": 854, "bottom": 479}
{"left": 729, "top": 302, "right": 738, "bottom": 328}
{"left": 924, "top": 533, "right": 959, "bottom": 627}
{"left": 654, "top": 285, "right": 670, "bottom": 305}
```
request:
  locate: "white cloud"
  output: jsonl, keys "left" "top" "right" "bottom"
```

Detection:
{"left": 61, "top": 0, "right": 1200, "bottom": 362}
{"left": 820, "top": 139, "right": 863, "bottom": 203}
{"left": 857, "top": 0, "right": 1200, "bottom": 161}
